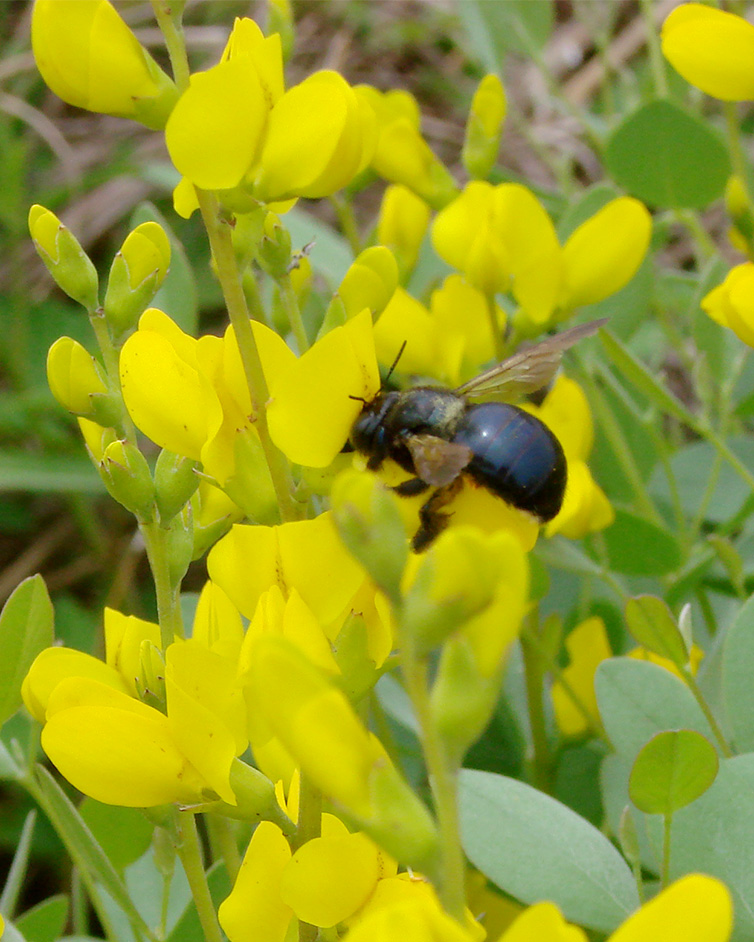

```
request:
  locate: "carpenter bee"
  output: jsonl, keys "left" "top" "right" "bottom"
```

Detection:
{"left": 349, "top": 319, "right": 607, "bottom": 551}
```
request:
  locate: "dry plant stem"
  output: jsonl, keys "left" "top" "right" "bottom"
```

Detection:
{"left": 400, "top": 636, "right": 466, "bottom": 922}
{"left": 195, "top": 187, "right": 298, "bottom": 523}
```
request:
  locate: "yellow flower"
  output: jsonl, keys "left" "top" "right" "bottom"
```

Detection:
{"left": 165, "top": 18, "right": 281, "bottom": 191}
{"left": 702, "top": 263, "right": 754, "bottom": 348}
{"left": 433, "top": 185, "right": 650, "bottom": 328}
{"left": 551, "top": 616, "right": 612, "bottom": 737}
{"left": 662, "top": 3, "right": 754, "bottom": 101}
{"left": 462, "top": 74, "right": 506, "bottom": 181}
{"left": 31, "top": 0, "right": 177, "bottom": 128}
{"left": 356, "top": 85, "right": 458, "bottom": 209}
{"left": 377, "top": 185, "right": 431, "bottom": 281}
{"left": 46, "top": 337, "right": 108, "bottom": 418}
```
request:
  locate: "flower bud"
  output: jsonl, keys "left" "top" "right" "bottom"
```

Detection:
{"left": 137, "top": 640, "right": 166, "bottom": 707}
{"left": 104, "top": 222, "right": 171, "bottom": 338}
{"left": 429, "top": 637, "right": 500, "bottom": 767}
{"left": 330, "top": 470, "right": 408, "bottom": 603}
{"left": 47, "top": 337, "right": 111, "bottom": 419}
{"left": 29, "top": 205, "right": 99, "bottom": 311}
{"left": 154, "top": 450, "right": 199, "bottom": 523}
{"left": 339, "top": 246, "right": 398, "bottom": 319}
{"left": 401, "top": 528, "right": 500, "bottom": 652}
{"left": 256, "top": 212, "right": 292, "bottom": 280}
{"left": 226, "top": 758, "right": 294, "bottom": 831}
{"left": 99, "top": 439, "right": 155, "bottom": 519}
{"left": 31, "top": 0, "right": 178, "bottom": 128}
{"left": 462, "top": 74, "right": 506, "bottom": 181}
{"left": 377, "top": 185, "right": 430, "bottom": 281}
{"left": 165, "top": 506, "right": 195, "bottom": 588}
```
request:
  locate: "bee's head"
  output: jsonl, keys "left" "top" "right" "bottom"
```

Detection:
{"left": 349, "top": 391, "right": 398, "bottom": 461}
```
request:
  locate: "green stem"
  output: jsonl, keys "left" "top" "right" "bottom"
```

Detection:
{"left": 206, "top": 815, "right": 242, "bottom": 884}
{"left": 329, "top": 194, "right": 362, "bottom": 256}
{"left": 725, "top": 101, "right": 751, "bottom": 200}
{"left": 150, "top": 0, "right": 191, "bottom": 92}
{"left": 675, "top": 209, "right": 718, "bottom": 263}
{"left": 575, "top": 361, "right": 663, "bottom": 525}
{"left": 679, "top": 667, "right": 732, "bottom": 758}
{"left": 175, "top": 812, "right": 224, "bottom": 942}
{"left": 294, "top": 773, "right": 322, "bottom": 942}
{"left": 485, "top": 292, "right": 505, "bottom": 362}
{"left": 400, "top": 638, "right": 466, "bottom": 921}
{"left": 520, "top": 619, "right": 552, "bottom": 793}
{"left": 141, "top": 519, "right": 184, "bottom": 648}
{"left": 195, "top": 188, "right": 298, "bottom": 523}
{"left": 638, "top": 0, "right": 668, "bottom": 97}
{"left": 660, "top": 813, "right": 672, "bottom": 889}
{"left": 89, "top": 309, "right": 137, "bottom": 442}
{"left": 279, "top": 272, "right": 309, "bottom": 352}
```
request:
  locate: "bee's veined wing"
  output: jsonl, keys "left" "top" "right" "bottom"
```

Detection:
{"left": 455, "top": 318, "right": 608, "bottom": 401}
{"left": 407, "top": 434, "right": 473, "bottom": 487}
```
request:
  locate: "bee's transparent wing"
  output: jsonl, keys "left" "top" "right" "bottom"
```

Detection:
{"left": 407, "top": 435, "right": 473, "bottom": 487}
{"left": 455, "top": 318, "right": 607, "bottom": 401}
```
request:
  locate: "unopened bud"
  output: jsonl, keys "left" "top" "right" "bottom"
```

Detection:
{"left": 29, "top": 205, "right": 98, "bottom": 311}
{"left": 99, "top": 439, "right": 155, "bottom": 518}
{"left": 104, "top": 222, "right": 171, "bottom": 338}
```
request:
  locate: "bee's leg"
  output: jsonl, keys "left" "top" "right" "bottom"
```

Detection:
{"left": 412, "top": 477, "right": 463, "bottom": 552}
{"left": 392, "top": 477, "right": 430, "bottom": 498}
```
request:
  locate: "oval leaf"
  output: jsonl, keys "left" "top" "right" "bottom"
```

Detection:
{"left": 605, "top": 99, "right": 730, "bottom": 209}
{"left": 0, "top": 574, "right": 54, "bottom": 727}
{"left": 595, "top": 657, "right": 714, "bottom": 762}
{"left": 722, "top": 594, "right": 754, "bottom": 753}
{"left": 629, "top": 729, "right": 719, "bottom": 815}
{"left": 625, "top": 595, "right": 688, "bottom": 667}
{"left": 459, "top": 768, "right": 639, "bottom": 933}
{"left": 603, "top": 509, "right": 683, "bottom": 576}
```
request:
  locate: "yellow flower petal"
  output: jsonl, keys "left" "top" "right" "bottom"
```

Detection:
{"left": 219, "top": 822, "right": 293, "bottom": 942}
{"left": 560, "top": 197, "right": 651, "bottom": 311}
{"left": 500, "top": 902, "right": 586, "bottom": 941}
{"left": 267, "top": 309, "right": 380, "bottom": 467}
{"left": 22, "top": 647, "right": 129, "bottom": 722}
{"left": 551, "top": 616, "right": 611, "bottom": 737}
{"left": 609, "top": 874, "right": 732, "bottom": 942}
{"left": 280, "top": 831, "right": 381, "bottom": 927}
{"left": 165, "top": 57, "right": 268, "bottom": 190}
{"left": 662, "top": 4, "right": 754, "bottom": 101}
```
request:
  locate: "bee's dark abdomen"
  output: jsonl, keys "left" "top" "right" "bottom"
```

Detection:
{"left": 453, "top": 402, "right": 567, "bottom": 521}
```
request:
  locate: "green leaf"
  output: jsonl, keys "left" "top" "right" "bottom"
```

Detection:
{"left": 629, "top": 730, "right": 718, "bottom": 815}
{"left": 33, "top": 766, "right": 153, "bottom": 939}
{"left": 625, "top": 595, "right": 688, "bottom": 666}
{"left": 79, "top": 800, "right": 154, "bottom": 872}
{"left": 602, "top": 509, "right": 683, "bottom": 576}
{"left": 131, "top": 202, "right": 198, "bottom": 338}
{"left": 457, "top": 0, "right": 554, "bottom": 66}
{"left": 600, "top": 329, "right": 695, "bottom": 425}
{"left": 722, "top": 594, "right": 754, "bottom": 753}
{"left": 0, "top": 575, "right": 53, "bottom": 727}
{"left": 15, "top": 896, "right": 69, "bottom": 942}
{"left": 651, "top": 438, "right": 754, "bottom": 526}
{"left": 666, "top": 754, "right": 754, "bottom": 941}
{"left": 0, "top": 451, "right": 104, "bottom": 494}
{"left": 595, "top": 658, "right": 714, "bottom": 762}
{"left": 459, "top": 769, "right": 639, "bottom": 933}
{"left": 605, "top": 99, "right": 730, "bottom": 209}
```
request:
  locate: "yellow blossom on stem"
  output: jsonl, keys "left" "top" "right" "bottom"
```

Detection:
{"left": 356, "top": 85, "right": 458, "bottom": 209}
{"left": 266, "top": 308, "right": 380, "bottom": 467}
{"left": 29, "top": 205, "right": 99, "bottom": 311}
{"left": 165, "top": 18, "right": 282, "bottom": 191}
{"left": 551, "top": 616, "right": 611, "bottom": 737}
{"left": 248, "top": 635, "right": 439, "bottom": 868}
{"left": 661, "top": 3, "right": 754, "bottom": 102}
{"left": 377, "top": 184, "right": 431, "bottom": 281}
{"left": 104, "top": 221, "right": 172, "bottom": 337}
{"left": 218, "top": 820, "right": 294, "bottom": 942}
{"left": 702, "top": 263, "right": 754, "bottom": 348}
{"left": 46, "top": 337, "right": 109, "bottom": 419}
{"left": 462, "top": 74, "right": 506, "bottom": 181}
{"left": 31, "top": 0, "right": 178, "bottom": 128}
